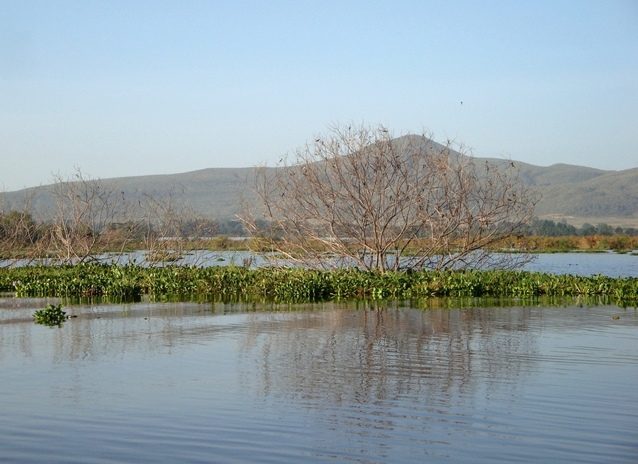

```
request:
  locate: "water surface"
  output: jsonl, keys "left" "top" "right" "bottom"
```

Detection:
{"left": 1, "top": 299, "right": 637, "bottom": 463}
{"left": 3, "top": 250, "right": 637, "bottom": 277}
{"left": 522, "top": 251, "right": 638, "bottom": 277}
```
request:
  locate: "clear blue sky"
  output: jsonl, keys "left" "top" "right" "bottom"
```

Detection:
{"left": 1, "top": 0, "right": 637, "bottom": 191}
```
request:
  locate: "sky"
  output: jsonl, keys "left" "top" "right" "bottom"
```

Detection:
{"left": 1, "top": 0, "right": 637, "bottom": 191}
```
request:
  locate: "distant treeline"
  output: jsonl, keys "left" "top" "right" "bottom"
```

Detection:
{"left": 522, "top": 219, "right": 638, "bottom": 237}
{"left": 2, "top": 209, "right": 638, "bottom": 263}
{"left": 2, "top": 212, "right": 637, "bottom": 246}
{"left": 0, "top": 211, "right": 250, "bottom": 243}
{"left": 183, "top": 218, "right": 638, "bottom": 238}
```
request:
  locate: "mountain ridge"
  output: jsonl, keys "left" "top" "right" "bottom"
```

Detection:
{"left": 2, "top": 140, "right": 636, "bottom": 224}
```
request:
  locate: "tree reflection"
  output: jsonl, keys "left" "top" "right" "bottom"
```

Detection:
{"left": 239, "top": 302, "right": 539, "bottom": 410}
{"left": 2, "top": 298, "right": 541, "bottom": 412}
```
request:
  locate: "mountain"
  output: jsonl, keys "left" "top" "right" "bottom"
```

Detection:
{"left": 2, "top": 137, "right": 637, "bottom": 225}
{"left": 1, "top": 167, "right": 265, "bottom": 221}
{"left": 475, "top": 159, "right": 637, "bottom": 218}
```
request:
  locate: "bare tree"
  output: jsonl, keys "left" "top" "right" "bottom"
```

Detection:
{"left": 0, "top": 187, "right": 34, "bottom": 256}
{"left": 46, "top": 169, "right": 129, "bottom": 263}
{"left": 242, "top": 124, "right": 537, "bottom": 272}
{"left": 138, "top": 188, "right": 209, "bottom": 265}
{"left": 0, "top": 204, "right": 43, "bottom": 266}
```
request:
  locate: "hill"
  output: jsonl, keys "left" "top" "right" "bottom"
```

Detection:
{"left": 1, "top": 137, "right": 637, "bottom": 225}
{"left": 1, "top": 167, "right": 264, "bottom": 221}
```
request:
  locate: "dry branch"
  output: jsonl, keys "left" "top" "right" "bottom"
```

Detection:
{"left": 242, "top": 124, "right": 537, "bottom": 271}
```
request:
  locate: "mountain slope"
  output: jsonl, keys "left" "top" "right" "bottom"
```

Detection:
{"left": 533, "top": 167, "right": 638, "bottom": 217}
{"left": 2, "top": 139, "right": 636, "bottom": 222}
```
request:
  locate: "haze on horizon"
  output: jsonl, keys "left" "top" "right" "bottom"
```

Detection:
{"left": 1, "top": 0, "right": 637, "bottom": 192}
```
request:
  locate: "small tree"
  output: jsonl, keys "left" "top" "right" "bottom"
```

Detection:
{"left": 47, "top": 169, "right": 129, "bottom": 263}
{"left": 0, "top": 190, "right": 48, "bottom": 265}
{"left": 138, "top": 188, "right": 209, "bottom": 264}
{"left": 0, "top": 210, "right": 42, "bottom": 262}
{"left": 243, "top": 124, "right": 537, "bottom": 271}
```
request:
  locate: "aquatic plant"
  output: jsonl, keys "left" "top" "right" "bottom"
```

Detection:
{"left": 33, "top": 304, "right": 67, "bottom": 327}
{"left": 2, "top": 264, "right": 636, "bottom": 306}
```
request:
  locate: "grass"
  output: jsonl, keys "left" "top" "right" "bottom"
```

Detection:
{"left": 1, "top": 264, "right": 636, "bottom": 307}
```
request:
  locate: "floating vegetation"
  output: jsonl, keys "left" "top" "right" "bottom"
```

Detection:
{"left": 2, "top": 264, "right": 637, "bottom": 306}
{"left": 145, "top": 250, "right": 183, "bottom": 263}
{"left": 33, "top": 304, "right": 67, "bottom": 327}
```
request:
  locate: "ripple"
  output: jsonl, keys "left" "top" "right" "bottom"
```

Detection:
{"left": 1, "top": 304, "right": 637, "bottom": 462}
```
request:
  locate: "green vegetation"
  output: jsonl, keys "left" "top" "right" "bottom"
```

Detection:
{"left": 523, "top": 218, "right": 638, "bottom": 237}
{"left": 501, "top": 234, "right": 638, "bottom": 253}
{"left": 33, "top": 304, "right": 67, "bottom": 327}
{"left": 2, "top": 264, "right": 636, "bottom": 306}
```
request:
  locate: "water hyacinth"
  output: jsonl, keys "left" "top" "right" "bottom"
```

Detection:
{"left": 33, "top": 304, "right": 67, "bottom": 327}
{"left": 1, "top": 264, "right": 636, "bottom": 306}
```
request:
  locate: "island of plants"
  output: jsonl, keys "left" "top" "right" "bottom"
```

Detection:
{"left": 1, "top": 263, "right": 636, "bottom": 307}
{"left": 32, "top": 303, "right": 67, "bottom": 327}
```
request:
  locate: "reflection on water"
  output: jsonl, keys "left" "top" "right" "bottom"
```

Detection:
{"left": 1, "top": 299, "right": 637, "bottom": 463}
{"left": 240, "top": 305, "right": 538, "bottom": 406}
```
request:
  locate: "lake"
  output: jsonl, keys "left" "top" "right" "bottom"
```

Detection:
{"left": 161, "top": 250, "right": 638, "bottom": 277}
{"left": 523, "top": 251, "right": 638, "bottom": 278}
{"left": 1, "top": 298, "right": 637, "bottom": 463}
{"left": 3, "top": 251, "right": 638, "bottom": 278}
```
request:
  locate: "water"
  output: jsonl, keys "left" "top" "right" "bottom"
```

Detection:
{"left": 3, "top": 250, "right": 637, "bottom": 277}
{"left": 522, "top": 252, "right": 638, "bottom": 277}
{"left": 1, "top": 299, "right": 637, "bottom": 463}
